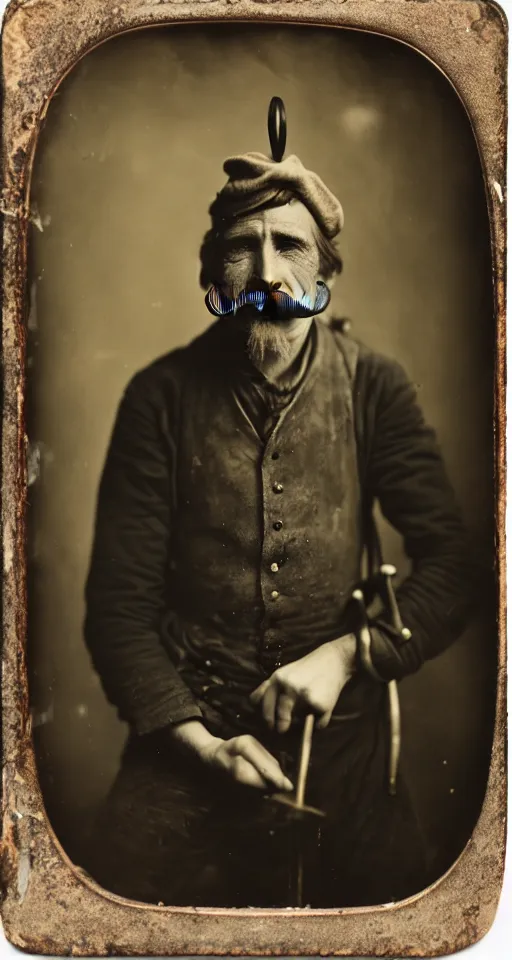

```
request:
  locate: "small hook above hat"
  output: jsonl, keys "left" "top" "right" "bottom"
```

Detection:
{"left": 268, "top": 97, "right": 287, "bottom": 162}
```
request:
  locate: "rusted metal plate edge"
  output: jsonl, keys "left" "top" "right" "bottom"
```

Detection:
{"left": 0, "top": 0, "right": 507, "bottom": 955}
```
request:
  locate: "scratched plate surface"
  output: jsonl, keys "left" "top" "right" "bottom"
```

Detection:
{"left": 0, "top": 0, "right": 507, "bottom": 956}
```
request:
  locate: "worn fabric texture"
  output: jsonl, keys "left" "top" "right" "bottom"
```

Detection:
{"left": 86, "top": 707, "right": 430, "bottom": 908}
{"left": 85, "top": 317, "right": 472, "bottom": 736}
{"left": 83, "top": 317, "right": 472, "bottom": 906}
{"left": 208, "top": 152, "right": 344, "bottom": 238}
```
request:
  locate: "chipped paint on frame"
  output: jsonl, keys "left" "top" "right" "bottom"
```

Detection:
{"left": 0, "top": 0, "right": 507, "bottom": 955}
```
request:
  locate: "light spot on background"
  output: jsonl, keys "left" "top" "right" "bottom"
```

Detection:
{"left": 338, "top": 104, "right": 381, "bottom": 138}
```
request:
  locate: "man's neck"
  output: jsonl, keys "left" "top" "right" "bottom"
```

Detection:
{"left": 254, "top": 319, "right": 313, "bottom": 386}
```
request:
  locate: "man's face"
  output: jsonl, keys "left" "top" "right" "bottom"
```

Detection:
{"left": 219, "top": 201, "right": 322, "bottom": 307}
{"left": 215, "top": 201, "right": 325, "bottom": 365}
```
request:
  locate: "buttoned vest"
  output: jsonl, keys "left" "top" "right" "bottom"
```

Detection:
{"left": 166, "top": 319, "right": 363, "bottom": 690}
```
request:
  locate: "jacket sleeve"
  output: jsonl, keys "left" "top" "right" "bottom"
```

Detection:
{"left": 84, "top": 368, "right": 202, "bottom": 734}
{"left": 357, "top": 352, "right": 475, "bottom": 682}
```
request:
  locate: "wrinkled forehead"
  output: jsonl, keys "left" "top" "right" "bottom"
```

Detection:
{"left": 222, "top": 200, "right": 318, "bottom": 244}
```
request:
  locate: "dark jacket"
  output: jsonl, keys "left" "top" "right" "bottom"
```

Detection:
{"left": 84, "top": 319, "right": 473, "bottom": 736}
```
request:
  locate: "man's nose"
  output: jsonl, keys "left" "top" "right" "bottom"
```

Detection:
{"left": 257, "top": 238, "right": 281, "bottom": 287}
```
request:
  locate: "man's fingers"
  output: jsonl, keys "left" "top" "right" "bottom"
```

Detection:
{"left": 276, "top": 692, "right": 296, "bottom": 734}
{"left": 231, "top": 755, "right": 268, "bottom": 789}
{"left": 237, "top": 738, "right": 293, "bottom": 791}
{"left": 261, "top": 685, "right": 279, "bottom": 729}
{"left": 316, "top": 709, "right": 332, "bottom": 730}
{"left": 250, "top": 679, "right": 270, "bottom": 705}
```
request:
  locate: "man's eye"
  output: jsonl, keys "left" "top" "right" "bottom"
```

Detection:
{"left": 276, "top": 238, "right": 302, "bottom": 253}
{"left": 223, "top": 240, "right": 251, "bottom": 258}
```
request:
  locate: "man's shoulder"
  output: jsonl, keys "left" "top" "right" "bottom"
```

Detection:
{"left": 328, "top": 321, "right": 409, "bottom": 390}
{"left": 355, "top": 340, "right": 408, "bottom": 381}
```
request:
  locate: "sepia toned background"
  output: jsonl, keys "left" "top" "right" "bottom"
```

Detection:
{"left": 27, "top": 23, "right": 496, "bottom": 881}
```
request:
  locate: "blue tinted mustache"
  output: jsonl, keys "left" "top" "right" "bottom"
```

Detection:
{"left": 205, "top": 280, "right": 331, "bottom": 319}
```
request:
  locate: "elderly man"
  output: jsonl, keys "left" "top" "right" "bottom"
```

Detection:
{"left": 84, "top": 147, "right": 471, "bottom": 908}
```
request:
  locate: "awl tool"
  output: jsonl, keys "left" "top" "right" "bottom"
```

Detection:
{"left": 266, "top": 713, "right": 325, "bottom": 906}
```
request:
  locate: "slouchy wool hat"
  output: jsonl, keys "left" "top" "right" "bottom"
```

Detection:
{"left": 209, "top": 151, "right": 343, "bottom": 240}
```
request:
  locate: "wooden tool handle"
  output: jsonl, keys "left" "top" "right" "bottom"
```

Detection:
{"left": 296, "top": 713, "right": 315, "bottom": 808}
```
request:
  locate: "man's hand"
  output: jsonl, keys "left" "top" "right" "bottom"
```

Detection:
{"left": 168, "top": 720, "right": 293, "bottom": 792}
{"left": 250, "top": 635, "right": 357, "bottom": 733}
{"left": 201, "top": 735, "right": 294, "bottom": 791}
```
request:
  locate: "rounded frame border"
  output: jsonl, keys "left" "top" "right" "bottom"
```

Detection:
{"left": 1, "top": 0, "right": 507, "bottom": 955}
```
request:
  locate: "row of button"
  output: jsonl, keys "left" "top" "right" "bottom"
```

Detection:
{"left": 270, "top": 465, "right": 284, "bottom": 600}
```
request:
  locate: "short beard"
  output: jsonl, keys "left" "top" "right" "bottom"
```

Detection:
{"left": 246, "top": 318, "right": 293, "bottom": 366}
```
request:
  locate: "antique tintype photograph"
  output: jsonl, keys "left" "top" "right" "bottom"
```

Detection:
{"left": 25, "top": 22, "right": 498, "bottom": 909}
{"left": 1, "top": 1, "right": 506, "bottom": 955}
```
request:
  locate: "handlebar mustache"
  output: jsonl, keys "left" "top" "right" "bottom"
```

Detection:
{"left": 205, "top": 281, "right": 331, "bottom": 319}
